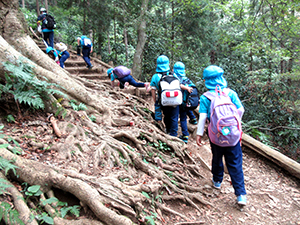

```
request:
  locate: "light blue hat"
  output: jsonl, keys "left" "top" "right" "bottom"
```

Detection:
{"left": 46, "top": 46, "right": 54, "bottom": 53}
{"left": 107, "top": 68, "right": 114, "bottom": 77}
{"left": 156, "top": 55, "right": 170, "bottom": 73}
{"left": 173, "top": 62, "right": 185, "bottom": 77}
{"left": 203, "top": 65, "right": 227, "bottom": 90}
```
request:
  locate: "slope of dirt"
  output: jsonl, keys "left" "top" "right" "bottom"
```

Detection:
{"left": 1, "top": 40, "right": 300, "bottom": 225}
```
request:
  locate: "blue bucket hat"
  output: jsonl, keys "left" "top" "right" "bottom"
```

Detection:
{"left": 156, "top": 55, "right": 170, "bottom": 73}
{"left": 107, "top": 68, "right": 114, "bottom": 77}
{"left": 173, "top": 62, "right": 186, "bottom": 78}
{"left": 46, "top": 46, "right": 54, "bottom": 53}
{"left": 203, "top": 65, "right": 227, "bottom": 90}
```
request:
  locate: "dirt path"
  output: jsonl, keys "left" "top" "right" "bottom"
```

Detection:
{"left": 8, "top": 41, "right": 300, "bottom": 224}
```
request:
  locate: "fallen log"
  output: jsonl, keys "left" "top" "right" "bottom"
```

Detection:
{"left": 242, "top": 133, "right": 300, "bottom": 180}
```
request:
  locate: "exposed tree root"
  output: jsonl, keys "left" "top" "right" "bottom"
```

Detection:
{"left": 0, "top": 172, "right": 38, "bottom": 225}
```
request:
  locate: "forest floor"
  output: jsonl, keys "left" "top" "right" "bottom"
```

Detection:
{"left": 2, "top": 115, "right": 300, "bottom": 225}
{"left": 1, "top": 41, "right": 300, "bottom": 225}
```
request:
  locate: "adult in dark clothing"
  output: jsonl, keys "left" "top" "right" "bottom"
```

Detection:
{"left": 36, "top": 8, "right": 55, "bottom": 48}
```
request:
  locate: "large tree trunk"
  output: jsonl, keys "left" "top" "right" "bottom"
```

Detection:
{"left": 131, "top": 0, "right": 149, "bottom": 79}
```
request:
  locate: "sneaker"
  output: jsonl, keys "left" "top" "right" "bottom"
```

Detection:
{"left": 87, "top": 65, "right": 94, "bottom": 69}
{"left": 124, "top": 82, "right": 129, "bottom": 89}
{"left": 179, "top": 135, "right": 188, "bottom": 144}
{"left": 212, "top": 178, "right": 221, "bottom": 189}
{"left": 237, "top": 195, "right": 247, "bottom": 206}
{"left": 145, "top": 82, "right": 151, "bottom": 92}
{"left": 189, "top": 118, "right": 197, "bottom": 125}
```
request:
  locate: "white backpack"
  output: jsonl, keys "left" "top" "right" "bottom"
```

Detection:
{"left": 159, "top": 74, "right": 182, "bottom": 106}
{"left": 55, "top": 42, "right": 67, "bottom": 52}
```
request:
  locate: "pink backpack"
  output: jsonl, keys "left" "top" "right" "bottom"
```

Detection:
{"left": 203, "top": 85, "right": 242, "bottom": 147}
{"left": 113, "top": 66, "right": 131, "bottom": 79}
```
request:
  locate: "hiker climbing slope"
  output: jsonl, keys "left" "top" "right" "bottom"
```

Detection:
{"left": 37, "top": 7, "right": 56, "bottom": 48}
{"left": 77, "top": 36, "right": 93, "bottom": 69}
{"left": 196, "top": 65, "right": 247, "bottom": 206}
{"left": 107, "top": 66, "right": 150, "bottom": 91}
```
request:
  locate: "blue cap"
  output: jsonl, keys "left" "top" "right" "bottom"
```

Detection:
{"left": 107, "top": 68, "right": 114, "bottom": 77}
{"left": 156, "top": 55, "right": 170, "bottom": 73}
{"left": 46, "top": 46, "right": 54, "bottom": 53}
{"left": 203, "top": 65, "right": 227, "bottom": 90}
{"left": 173, "top": 62, "right": 185, "bottom": 77}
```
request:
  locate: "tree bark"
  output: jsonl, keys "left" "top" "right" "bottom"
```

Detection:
{"left": 0, "top": 149, "right": 133, "bottom": 225}
{"left": 132, "top": 0, "right": 149, "bottom": 79}
{"left": 242, "top": 133, "right": 300, "bottom": 179}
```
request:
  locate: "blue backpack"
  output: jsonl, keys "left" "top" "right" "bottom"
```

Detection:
{"left": 181, "top": 78, "right": 199, "bottom": 110}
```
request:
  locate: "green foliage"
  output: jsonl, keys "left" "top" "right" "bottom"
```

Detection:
{"left": 6, "top": 115, "right": 15, "bottom": 123}
{"left": 0, "top": 125, "right": 19, "bottom": 175}
{"left": 20, "top": 8, "right": 38, "bottom": 29}
{"left": 0, "top": 178, "right": 13, "bottom": 195}
{"left": 0, "top": 202, "right": 25, "bottom": 225}
{"left": 240, "top": 72, "right": 300, "bottom": 161}
{"left": 35, "top": 212, "right": 54, "bottom": 224}
{"left": 25, "top": 185, "right": 43, "bottom": 197}
{"left": 0, "top": 158, "right": 18, "bottom": 176}
{"left": 1, "top": 59, "right": 66, "bottom": 110}
{"left": 24, "top": 185, "right": 81, "bottom": 223}
{"left": 88, "top": 115, "right": 97, "bottom": 122}
{"left": 69, "top": 99, "right": 87, "bottom": 111}
{"left": 0, "top": 126, "right": 24, "bottom": 225}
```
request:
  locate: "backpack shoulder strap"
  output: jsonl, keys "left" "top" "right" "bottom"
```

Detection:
{"left": 203, "top": 91, "right": 215, "bottom": 100}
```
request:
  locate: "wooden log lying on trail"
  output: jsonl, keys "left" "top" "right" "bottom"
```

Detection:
{"left": 242, "top": 133, "right": 300, "bottom": 180}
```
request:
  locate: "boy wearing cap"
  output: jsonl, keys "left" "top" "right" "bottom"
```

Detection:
{"left": 150, "top": 55, "right": 181, "bottom": 137}
{"left": 173, "top": 61, "right": 194, "bottom": 143}
{"left": 196, "top": 65, "right": 247, "bottom": 206}
{"left": 37, "top": 8, "right": 54, "bottom": 48}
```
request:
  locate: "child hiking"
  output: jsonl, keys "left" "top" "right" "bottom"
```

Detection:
{"left": 107, "top": 66, "right": 150, "bottom": 91}
{"left": 196, "top": 65, "right": 247, "bottom": 206}
{"left": 55, "top": 42, "right": 70, "bottom": 69}
{"left": 150, "top": 55, "right": 180, "bottom": 137}
{"left": 173, "top": 62, "right": 196, "bottom": 143}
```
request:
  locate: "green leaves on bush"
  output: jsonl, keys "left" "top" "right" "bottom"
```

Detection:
{"left": 1, "top": 59, "right": 66, "bottom": 110}
{"left": 69, "top": 99, "right": 87, "bottom": 111}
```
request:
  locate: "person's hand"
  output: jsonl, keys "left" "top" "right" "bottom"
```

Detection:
{"left": 196, "top": 135, "right": 202, "bottom": 146}
{"left": 187, "top": 86, "right": 193, "bottom": 93}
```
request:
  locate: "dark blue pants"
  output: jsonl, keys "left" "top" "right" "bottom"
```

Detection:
{"left": 43, "top": 31, "right": 54, "bottom": 48}
{"left": 119, "top": 75, "right": 145, "bottom": 88}
{"left": 179, "top": 108, "right": 189, "bottom": 137}
{"left": 210, "top": 141, "right": 246, "bottom": 196}
{"left": 154, "top": 101, "right": 162, "bottom": 121}
{"left": 82, "top": 47, "right": 92, "bottom": 67}
{"left": 187, "top": 110, "right": 196, "bottom": 120}
{"left": 59, "top": 51, "right": 70, "bottom": 68}
{"left": 162, "top": 105, "right": 179, "bottom": 137}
